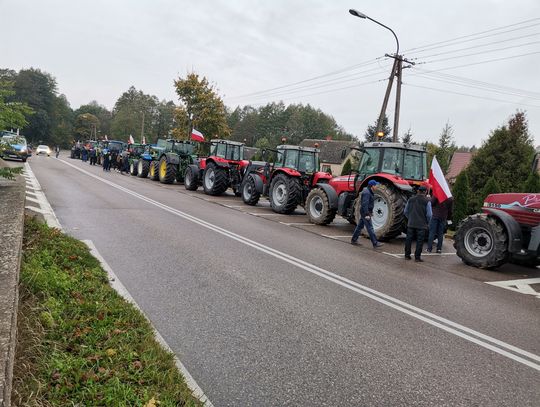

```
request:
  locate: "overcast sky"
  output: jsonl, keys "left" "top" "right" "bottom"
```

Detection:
{"left": 2, "top": 0, "right": 539, "bottom": 147}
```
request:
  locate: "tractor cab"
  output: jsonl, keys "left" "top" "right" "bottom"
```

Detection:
{"left": 158, "top": 139, "right": 196, "bottom": 157}
{"left": 275, "top": 145, "right": 319, "bottom": 174}
{"left": 210, "top": 139, "right": 245, "bottom": 162}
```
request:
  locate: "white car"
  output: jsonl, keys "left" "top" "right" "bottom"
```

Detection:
{"left": 36, "top": 145, "right": 51, "bottom": 156}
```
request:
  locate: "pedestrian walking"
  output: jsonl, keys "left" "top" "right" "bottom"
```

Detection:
{"left": 351, "top": 180, "right": 384, "bottom": 249}
{"left": 427, "top": 197, "right": 453, "bottom": 254}
{"left": 404, "top": 186, "right": 432, "bottom": 262}
{"left": 120, "top": 149, "right": 129, "bottom": 174}
{"left": 89, "top": 148, "right": 97, "bottom": 165}
{"left": 55, "top": 145, "right": 60, "bottom": 158}
{"left": 102, "top": 150, "right": 111, "bottom": 171}
{"left": 81, "top": 146, "right": 88, "bottom": 162}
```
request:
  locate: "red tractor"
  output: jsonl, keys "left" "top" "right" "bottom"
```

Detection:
{"left": 240, "top": 145, "right": 332, "bottom": 214}
{"left": 454, "top": 193, "right": 540, "bottom": 268}
{"left": 304, "top": 142, "right": 430, "bottom": 240}
{"left": 184, "top": 139, "right": 265, "bottom": 196}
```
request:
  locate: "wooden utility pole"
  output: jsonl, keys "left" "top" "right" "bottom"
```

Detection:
{"left": 140, "top": 112, "right": 145, "bottom": 143}
{"left": 393, "top": 58, "right": 403, "bottom": 143}
{"left": 376, "top": 58, "right": 398, "bottom": 138}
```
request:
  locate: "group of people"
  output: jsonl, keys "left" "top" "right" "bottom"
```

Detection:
{"left": 350, "top": 181, "right": 453, "bottom": 262}
{"left": 102, "top": 149, "right": 130, "bottom": 174}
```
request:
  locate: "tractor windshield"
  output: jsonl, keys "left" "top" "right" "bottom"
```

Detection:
{"left": 380, "top": 148, "right": 403, "bottom": 176}
{"left": 357, "top": 148, "right": 381, "bottom": 176}
{"left": 402, "top": 150, "right": 426, "bottom": 180}
{"left": 132, "top": 145, "right": 145, "bottom": 155}
{"left": 173, "top": 142, "right": 194, "bottom": 155}
{"left": 108, "top": 141, "right": 124, "bottom": 152}
{"left": 278, "top": 149, "right": 318, "bottom": 173}
{"left": 214, "top": 142, "right": 244, "bottom": 160}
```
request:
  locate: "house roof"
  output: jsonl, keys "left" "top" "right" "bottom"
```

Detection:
{"left": 446, "top": 152, "right": 473, "bottom": 181}
{"left": 299, "top": 139, "right": 356, "bottom": 164}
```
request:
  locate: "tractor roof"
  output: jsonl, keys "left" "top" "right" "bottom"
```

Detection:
{"left": 165, "top": 139, "right": 196, "bottom": 144}
{"left": 210, "top": 139, "right": 244, "bottom": 146}
{"left": 277, "top": 144, "right": 320, "bottom": 153}
{"left": 363, "top": 141, "right": 426, "bottom": 152}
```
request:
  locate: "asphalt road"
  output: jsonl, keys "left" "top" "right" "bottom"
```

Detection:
{"left": 27, "top": 154, "right": 540, "bottom": 406}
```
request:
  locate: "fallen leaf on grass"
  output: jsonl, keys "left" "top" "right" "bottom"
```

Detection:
{"left": 144, "top": 397, "right": 159, "bottom": 407}
{"left": 132, "top": 360, "right": 142, "bottom": 370}
{"left": 106, "top": 348, "right": 116, "bottom": 357}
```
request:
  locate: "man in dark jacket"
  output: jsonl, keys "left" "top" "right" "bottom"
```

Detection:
{"left": 427, "top": 197, "right": 453, "bottom": 253}
{"left": 351, "top": 180, "right": 384, "bottom": 249}
{"left": 404, "top": 186, "right": 432, "bottom": 262}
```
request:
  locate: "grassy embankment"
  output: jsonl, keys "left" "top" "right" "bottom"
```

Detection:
{"left": 12, "top": 217, "right": 203, "bottom": 407}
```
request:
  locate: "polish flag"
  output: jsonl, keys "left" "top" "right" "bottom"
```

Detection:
{"left": 129, "top": 135, "right": 135, "bottom": 144}
{"left": 191, "top": 128, "right": 205, "bottom": 142}
{"left": 429, "top": 156, "right": 452, "bottom": 202}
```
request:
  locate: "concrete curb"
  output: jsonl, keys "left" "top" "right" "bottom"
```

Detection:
{"left": 0, "top": 159, "right": 26, "bottom": 407}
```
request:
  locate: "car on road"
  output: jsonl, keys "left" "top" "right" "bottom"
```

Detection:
{"left": 0, "top": 132, "right": 30, "bottom": 162}
{"left": 36, "top": 145, "right": 51, "bottom": 156}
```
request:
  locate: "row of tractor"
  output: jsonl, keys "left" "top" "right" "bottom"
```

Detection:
{"left": 70, "top": 137, "right": 540, "bottom": 270}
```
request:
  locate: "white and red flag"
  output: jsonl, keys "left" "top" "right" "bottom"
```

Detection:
{"left": 129, "top": 135, "right": 135, "bottom": 144}
{"left": 191, "top": 128, "right": 205, "bottom": 142}
{"left": 429, "top": 156, "right": 452, "bottom": 202}
{"left": 104, "top": 135, "right": 108, "bottom": 141}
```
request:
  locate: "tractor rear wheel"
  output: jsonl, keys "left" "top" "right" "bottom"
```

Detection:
{"left": 454, "top": 214, "right": 509, "bottom": 269}
{"left": 149, "top": 161, "right": 160, "bottom": 181}
{"left": 184, "top": 166, "right": 199, "bottom": 191}
{"left": 356, "top": 183, "right": 406, "bottom": 241}
{"left": 203, "top": 163, "right": 228, "bottom": 195}
{"left": 159, "top": 157, "right": 176, "bottom": 184}
{"left": 305, "top": 187, "right": 336, "bottom": 225}
{"left": 269, "top": 173, "right": 301, "bottom": 214}
{"left": 129, "top": 160, "right": 138, "bottom": 176}
{"left": 137, "top": 160, "right": 150, "bottom": 178}
{"left": 242, "top": 175, "right": 261, "bottom": 206}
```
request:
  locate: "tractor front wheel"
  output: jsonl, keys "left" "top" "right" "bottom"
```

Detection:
{"left": 148, "top": 161, "right": 160, "bottom": 181}
{"left": 454, "top": 214, "right": 508, "bottom": 269}
{"left": 242, "top": 175, "right": 261, "bottom": 206}
{"left": 305, "top": 188, "right": 336, "bottom": 225}
{"left": 159, "top": 157, "right": 176, "bottom": 184}
{"left": 203, "top": 163, "right": 228, "bottom": 195}
{"left": 184, "top": 166, "right": 199, "bottom": 191}
{"left": 137, "top": 160, "right": 150, "bottom": 178}
{"left": 129, "top": 160, "right": 138, "bottom": 176}
{"left": 269, "top": 173, "right": 301, "bottom": 214}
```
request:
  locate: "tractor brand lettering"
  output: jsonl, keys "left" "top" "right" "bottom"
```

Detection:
{"left": 523, "top": 194, "right": 540, "bottom": 207}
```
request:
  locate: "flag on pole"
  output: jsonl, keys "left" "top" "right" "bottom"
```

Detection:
{"left": 129, "top": 135, "right": 135, "bottom": 144}
{"left": 104, "top": 135, "right": 108, "bottom": 141}
{"left": 191, "top": 128, "right": 205, "bottom": 142}
{"left": 429, "top": 156, "right": 452, "bottom": 203}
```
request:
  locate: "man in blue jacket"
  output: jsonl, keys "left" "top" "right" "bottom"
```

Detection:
{"left": 404, "top": 185, "right": 432, "bottom": 262}
{"left": 351, "top": 180, "right": 384, "bottom": 249}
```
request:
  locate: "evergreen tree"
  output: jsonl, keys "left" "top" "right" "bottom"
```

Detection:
{"left": 364, "top": 115, "right": 391, "bottom": 142}
{"left": 402, "top": 127, "right": 413, "bottom": 143}
{"left": 452, "top": 170, "right": 471, "bottom": 229}
{"left": 522, "top": 172, "right": 540, "bottom": 193}
{"left": 466, "top": 111, "right": 535, "bottom": 209}
{"left": 480, "top": 176, "right": 501, "bottom": 202}
{"left": 341, "top": 158, "right": 352, "bottom": 175}
{"left": 436, "top": 122, "right": 457, "bottom": 174}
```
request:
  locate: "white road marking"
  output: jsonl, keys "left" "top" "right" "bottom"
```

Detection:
{"left": 487, "top": 278, "right": 540, "bottom": 299}
{"left": 24, "top": 163, "right": 63, "bottom": 230}
{"left": 25, "top": 196, "right": 40, "bottom": 205}
{"left": 322, "top": 235, "right": 353, "bottom": 239}
{"left": 222, "top": 204, "right": 246, "bottom": 208}
{"left": 280, "top": 222, "right": 318, "bottom": 226}
{"left": 249, "top": 212, "right": 289, "bottom": 216}
{"left": 83, "top": 240, "right": 214, "bottom": 407}
{"left": 383, "top": 252, "right": 454, "bottom": 258}
{"left": 57, "top": 158, "right": 540, "bottom": 372}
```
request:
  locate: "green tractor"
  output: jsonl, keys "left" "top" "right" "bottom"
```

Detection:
{"left": 126, "top": 143, "right": 148, "bottom": 176}
{"left": 152, "top": 139, "right": 200, "bottom": 184}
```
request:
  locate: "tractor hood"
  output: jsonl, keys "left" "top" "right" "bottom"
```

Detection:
{"left": 483, "top": 193, "right": 540, "bottom": 227}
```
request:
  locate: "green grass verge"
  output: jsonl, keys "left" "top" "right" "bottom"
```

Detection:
{"left": 12, "top": 217, "right": 203, "bottom": 407}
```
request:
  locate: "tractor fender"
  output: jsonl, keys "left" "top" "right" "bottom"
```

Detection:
{"left": 273, "top": 168, "right": 301, "bottom": 178}
{"left": 360, "top": 174, "right": 413, "bottom": 193}
{"left": 186, "top": 164, "right": 201, "bottom": 181}
{"left": 207, "top": 158, "right": 230, "bottom": 169}
{"left": 164, "top": 152, "right": 180, "bottom": 165}
{"left": 483, "top": 208, "right": 523, "bottom": 253}
{"left": 141, "top": 152, "right": 153, "bottom": 161}
{"left": 315, "top": 183, "right": 338, "bottom": 209}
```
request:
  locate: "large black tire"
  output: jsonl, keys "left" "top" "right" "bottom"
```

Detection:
{"left": 203, "top": 163, "right": 228, "bottom": 195}
{"left": 242, "top": 175, "right": 261, "bottom": 206}
{"left": 184, "top": 166, "right": 199, "bottom": 191}
{"left": 357, "top": 184, "right": 406, "bottom": 241}
{"left": 454, "top": 214, "right": 509, "bottom": 269}
{"left": 305, "top": 187, "right": 336, "bottom": 225}
{"left": 269, "top": 173, "right": 301, "bottom": 214}
{"left": 158, "top": 156, "right": 176, "bottom": 184}
{"left": 148, "top": 161, "right": 160, "bottom": 181}
{"left": 137, "top": 160, "right": 150, "bottom": 178}
{"left": 129, "top": 160, "right": 138, "bottom": 176}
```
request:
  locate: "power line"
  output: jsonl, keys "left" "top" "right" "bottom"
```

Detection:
{"left": 418, "top": 50, "right": 540, "bottom": 70}
{"left": 404, "top": 18, "right": 540, "bottom": 53}
{"left": 404, "top": 82, "right": 540, "bottom": 108}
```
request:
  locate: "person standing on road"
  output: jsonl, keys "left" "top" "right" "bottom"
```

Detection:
{"left": 120, "top": 149, "right": 129, "bottom": 174}
{"left": 351, "top": 180, "right": 384, "bottom": 249}
{"left": 102, "top": 149, "right": 111, "bottom": 172}
{"left": 404, "top": 186, "right": 432, "bottom": 262}
{"left": 55, "top": 145, "right": 60, "bottom": 158}
{"left": 427, "top": 197, "right": 453, "bottom": 254}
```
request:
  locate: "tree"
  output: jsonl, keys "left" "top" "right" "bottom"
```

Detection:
{"left": 50, "top": 94, "right": 73, "bottom": 147}
{"left": 364, "top": 115, "right": 391, "bottom": 142}
{"left": 74, "top": 101, "right": 112, "bottom": 136}
{"left": 0, "top": 80, "right": 33, "bottom": 130}
{"left": 74, "top": 113, "right": 99, "bottom": 140}
{"left": 341, "top": 158, "right": 352, "bottom": 175}
{"left": 436, "top": 122, "right": 457, "bottom": 174}
{"left": 522, "top": 172, "right": 540, "bottom": 193}
{"left": 466, "top": 111, "right": 535, "bottom": 211}
{"left": 174, "top": 73, "right": 230, "bottom": 139}
{"left": 481, "top": 176, "right": 501, "bottom": 200}
{"left": 452, "top": 170, "right": 471, "bottom": 229}
{"left": 252, "top": 137, "right": 271, "bottom": 160}
{"left": 402, "top": 127, "right": 413, "bottom": 143}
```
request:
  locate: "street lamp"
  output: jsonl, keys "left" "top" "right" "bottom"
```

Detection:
{"left": 349, "top": 9, "right": 403, "bottom": 142}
